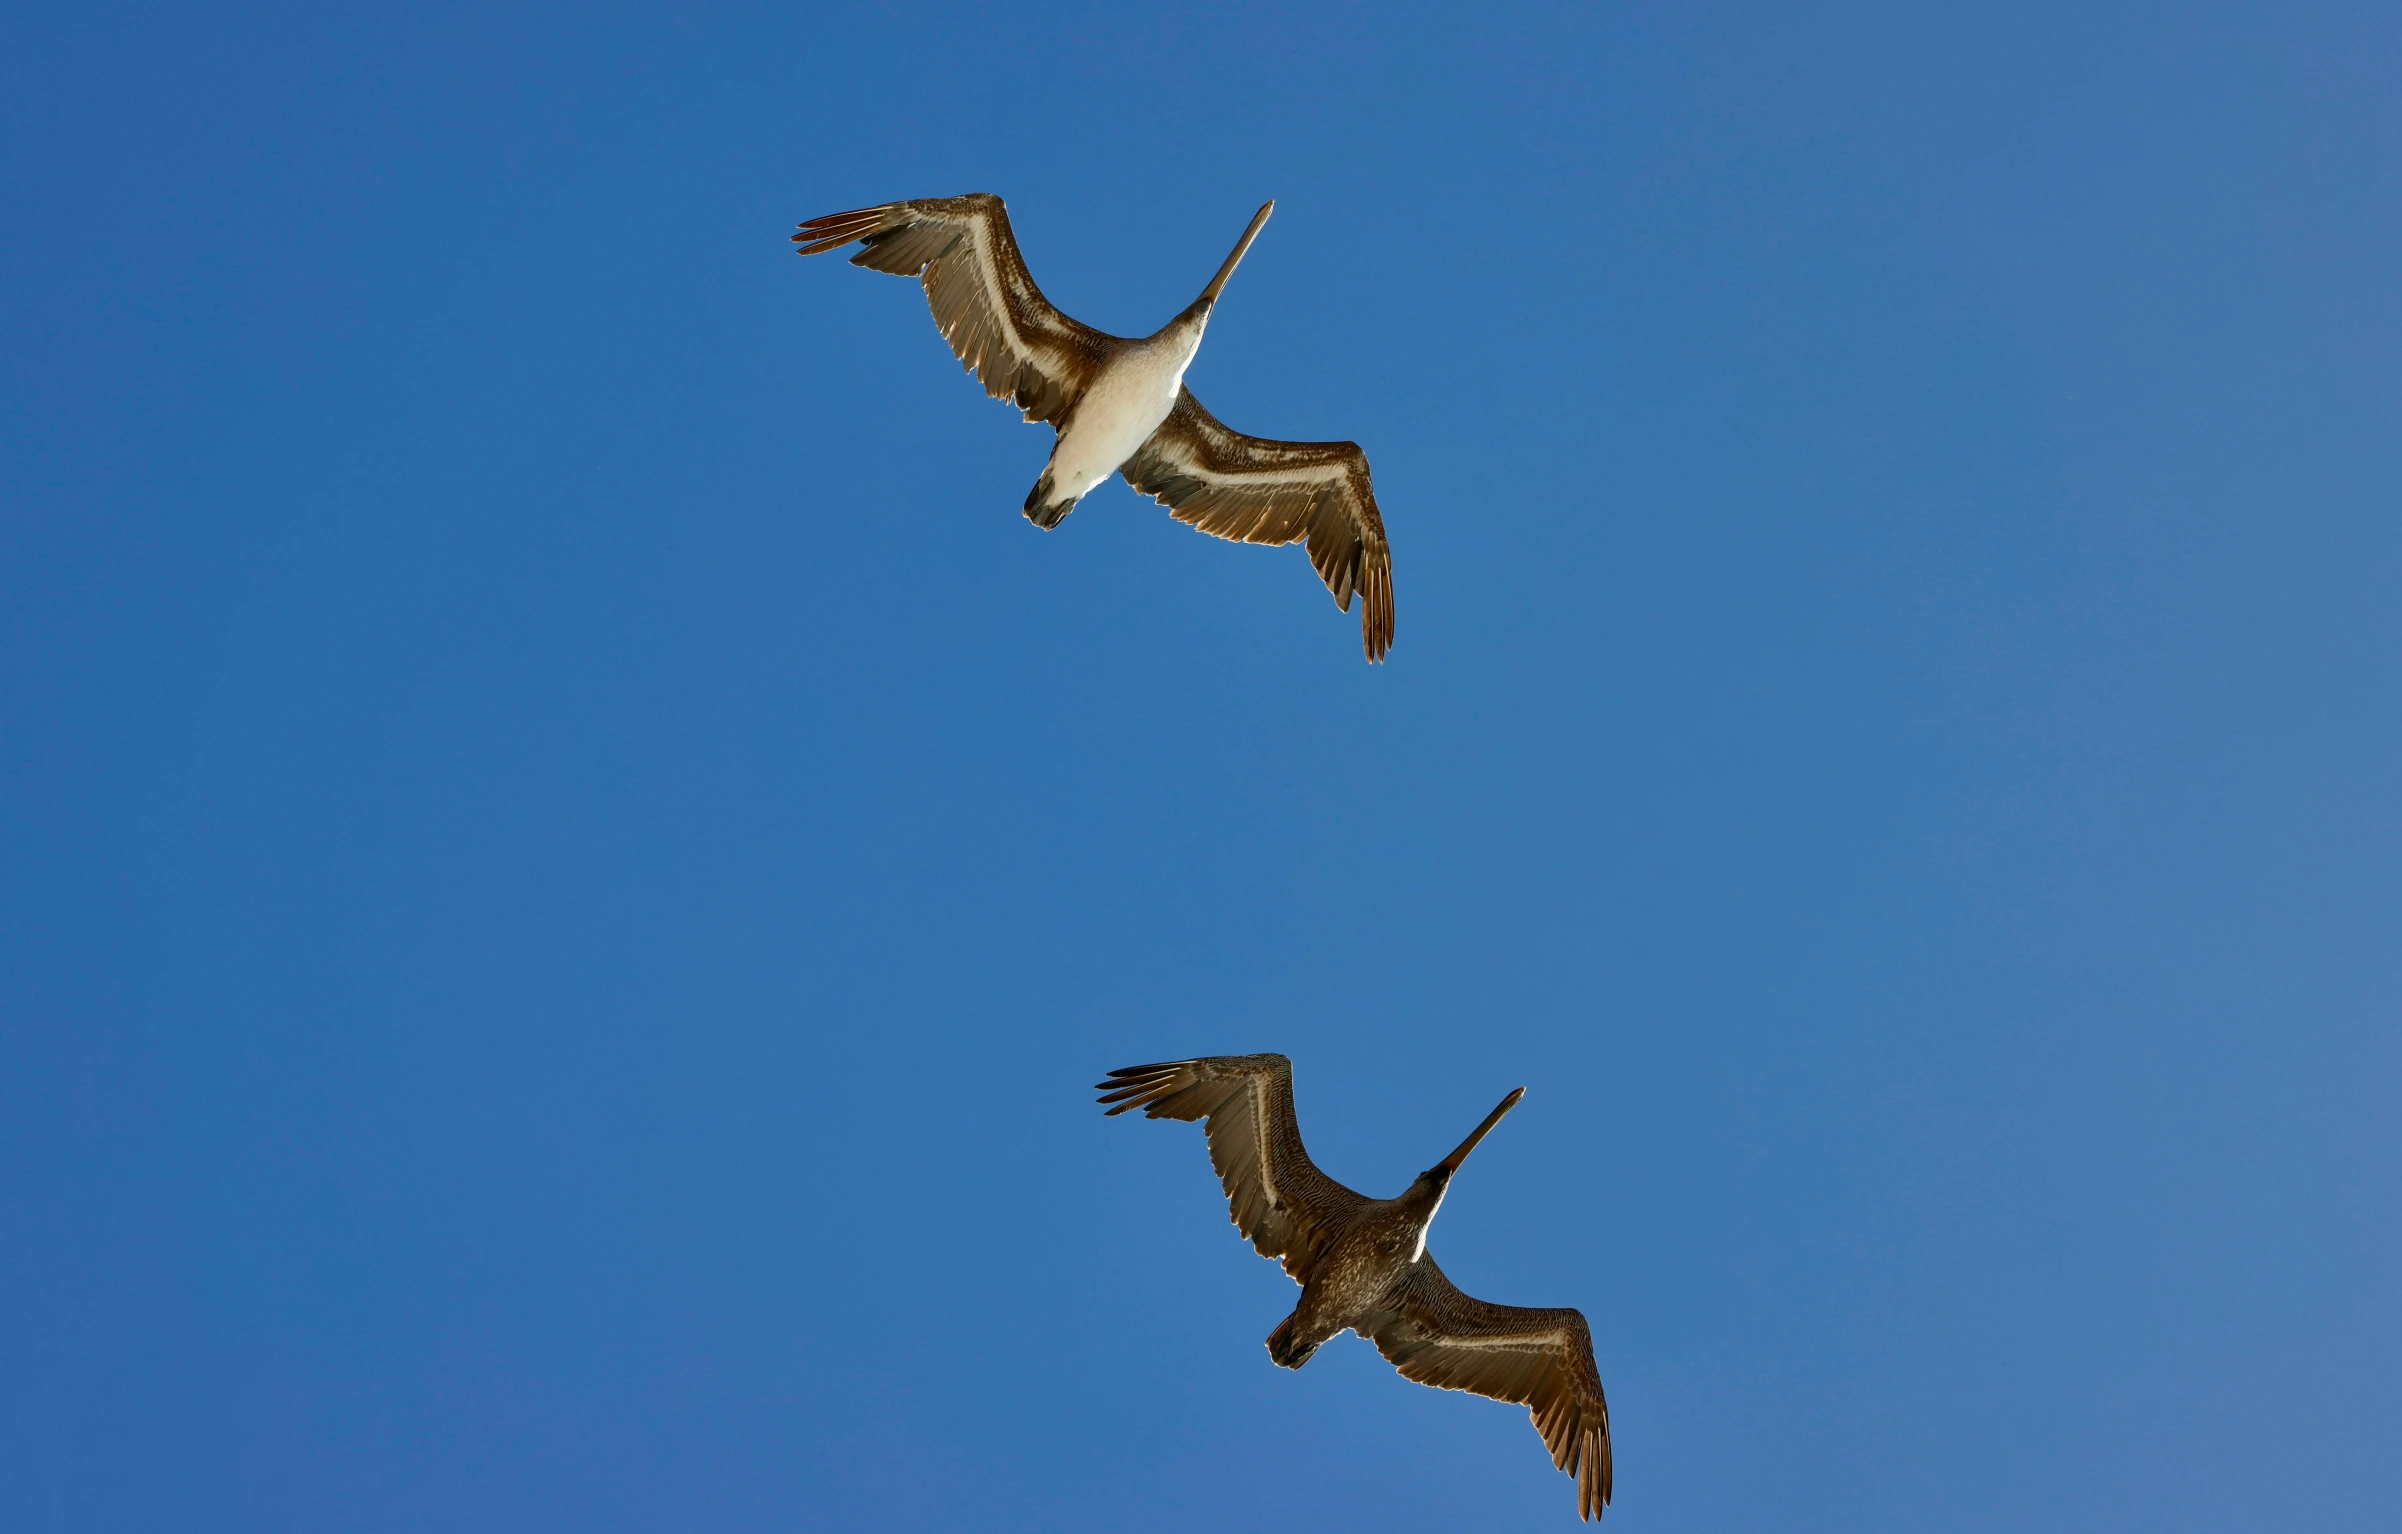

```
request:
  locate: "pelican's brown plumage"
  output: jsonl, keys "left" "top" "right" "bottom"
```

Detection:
{"left": 1098, "top": 1054, "right": 1611, "bottom": 1519}
{"left": 794, "top": 194, "right": 1395, "bottom": 661}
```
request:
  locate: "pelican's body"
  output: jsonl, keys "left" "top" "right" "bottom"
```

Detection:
{"left": 1099, "top": 1057, "right": 1611, "bottom": 1520}
{"left": 795, "top": 195, "right": 1394, "bottom": 660}
{"left": 1028, "top": 306, "right": 1208, "bottom": 523}
{"left": 1271, "top": 1171, "right": 1452, "bottom": 1365}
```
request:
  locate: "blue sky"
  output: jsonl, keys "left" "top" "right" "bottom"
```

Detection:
{"left": 4, "top": 2, "right": 2398, "bottom": 1528}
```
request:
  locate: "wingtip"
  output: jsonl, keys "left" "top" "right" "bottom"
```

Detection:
{"left": 1358, "top": 555, "right": 1395, "bottom": 662}
{"left": 1095, "top": 1060, "right": 1194, "bottom": 1114}
{"left": 790, "top": 205, "right": 895, "bottom": 256}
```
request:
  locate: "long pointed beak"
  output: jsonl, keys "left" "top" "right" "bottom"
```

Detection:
{"left": 1198, "top": 200, "right": 1275, "bottom": 304}
{"left": 1438, "top": 1087, "right": 1526, "bottom": 1173}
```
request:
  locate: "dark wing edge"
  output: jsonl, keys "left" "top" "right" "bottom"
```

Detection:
{"left": 1363, "top": 1256, "right": 1613, "bottom": 1521}
{"left": 1096, "top": 1054, "right": 1368, "bottom": 1281}
{"left": 793, "top": 193, "right": 1110, "bottom": 428}
{"left": 1120, "top": 389, "right": 1396, "bottom": 662}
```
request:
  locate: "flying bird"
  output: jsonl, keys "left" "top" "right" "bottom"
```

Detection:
{"left": 1098, "top": 1055, "right": 1611, "bottom": 1519}
{"left": 793, "top": 195, "right": 1395, "bottom": 661}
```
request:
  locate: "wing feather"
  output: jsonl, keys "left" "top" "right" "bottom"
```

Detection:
{"left": 1362, "top": 1256, "right": 1613, "bottom": 1520}
{"left": 1120, "top": 390, "right": 1396, "bottom": 661}
{"left": 1096, "top": 1055, "right": 1367, "bottom": 1281}
{"left": 794, "top": 193, "right": 1111, "bottom": 428}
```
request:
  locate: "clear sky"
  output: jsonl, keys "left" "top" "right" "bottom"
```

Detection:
{"left": 4, "top": 3, "right": 2398, "bottom": 1529}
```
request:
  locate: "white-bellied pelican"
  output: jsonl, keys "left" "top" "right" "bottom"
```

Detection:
{"left": 795, "top": 196, "right": 1395, "bottom": 661}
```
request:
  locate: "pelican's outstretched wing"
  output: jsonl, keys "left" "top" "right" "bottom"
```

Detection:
{"left": 1361, "top": 1256, "right": 1613, "bottom": 1521}
{"left": 1097, "top": 1055, "right": 1368, "bottom": 1281}
{"left": 793, "top": 193, "right": 1111, "bottom": 429}
{"left": 1119, "top": 389, "right": 1396, "bottom": 662}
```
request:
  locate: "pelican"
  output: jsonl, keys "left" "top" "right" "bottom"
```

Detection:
{"left": 793, "top": 195, "right": 1395, "bottom": 661}
{"left": 1098, "top": 1055, "right": 1611, "bottom": 1519}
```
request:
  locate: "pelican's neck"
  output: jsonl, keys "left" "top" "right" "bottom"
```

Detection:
{"left": 1149, "top": 299, "right": 1213, "bottom": 372}
{"left": 1402, "top": 1171, "right": 1453, "bottom": 1263}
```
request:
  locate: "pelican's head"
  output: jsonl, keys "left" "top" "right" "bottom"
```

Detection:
{"left": 1417, "top": 1086, "right": 1527, "bottom": 1191}
{"left": 1195, "top": 200, "right": 1275, "bottom": 310}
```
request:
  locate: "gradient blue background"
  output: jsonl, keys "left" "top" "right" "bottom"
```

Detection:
{"left": 5, "top": 4, "right": 2398, "bottom": 1529}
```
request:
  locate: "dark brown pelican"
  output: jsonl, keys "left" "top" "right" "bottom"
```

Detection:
{"left": 1098, "top": 1055, "right": 1611, "bottom": 1519}
{"left": 793, "top": 195, "right": 1395, "bottom": 662}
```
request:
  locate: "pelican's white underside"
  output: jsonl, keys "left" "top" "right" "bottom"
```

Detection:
{"left": 1046, "top": 321, "right": 1207, "bottom": 502}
